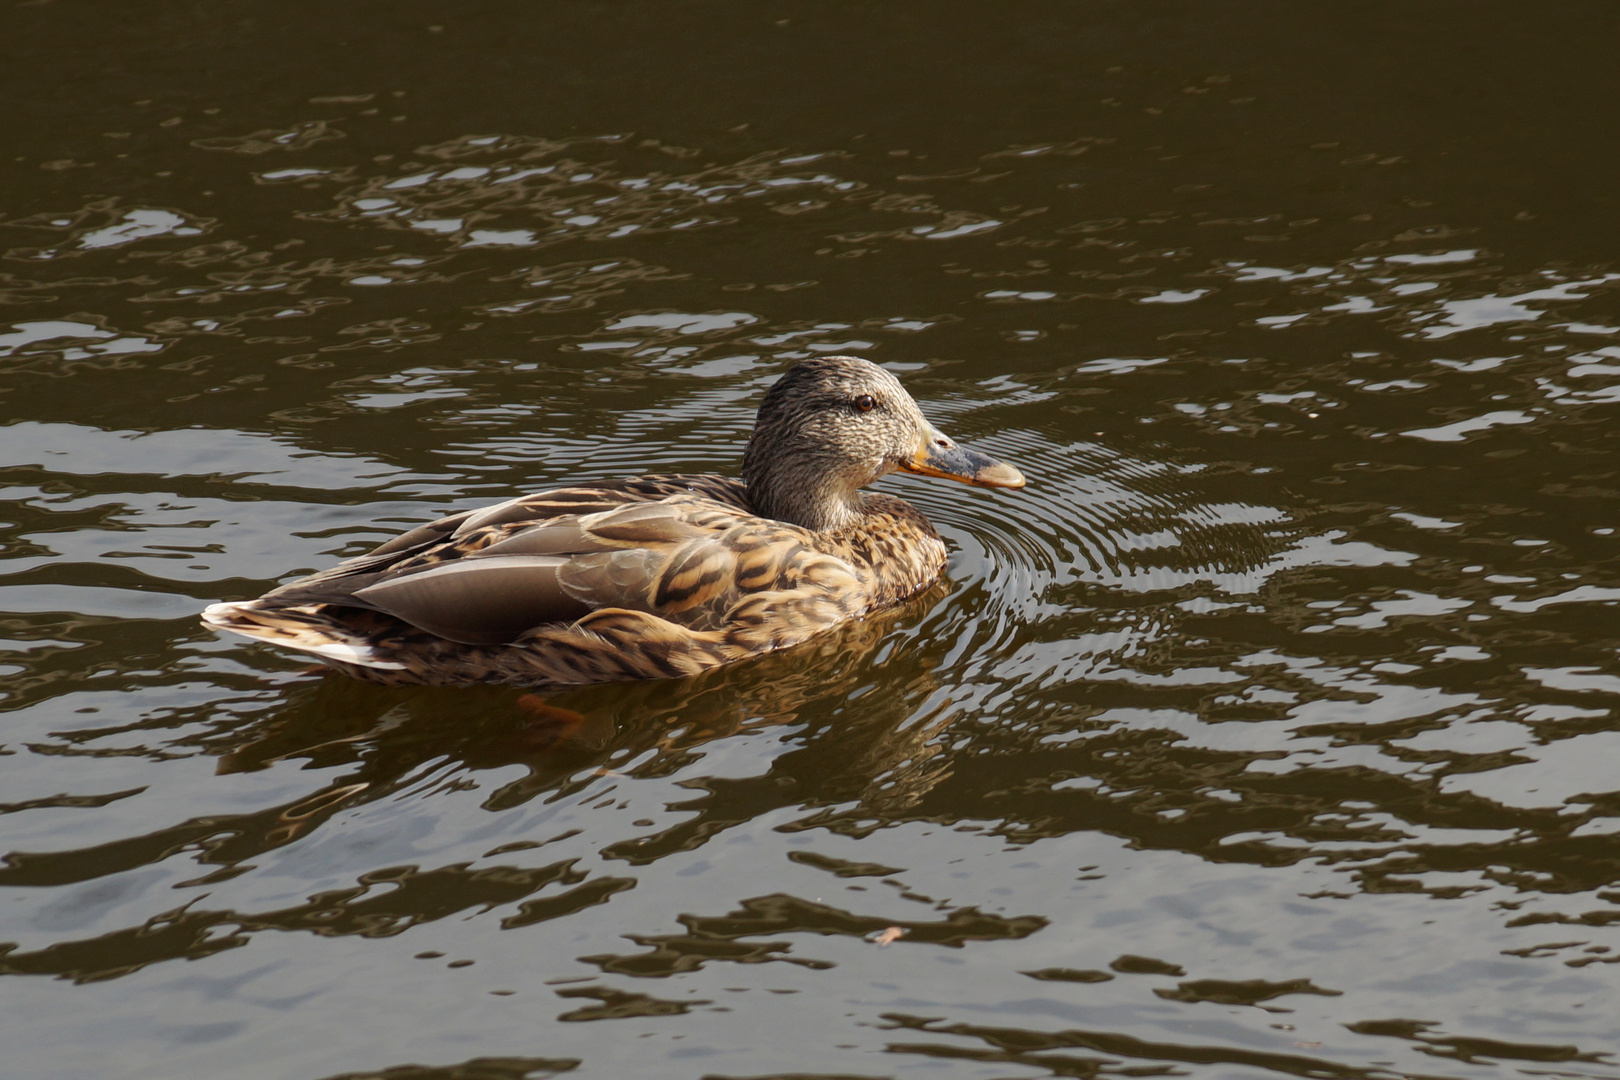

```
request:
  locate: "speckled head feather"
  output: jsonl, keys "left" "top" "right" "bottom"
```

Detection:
{"left": 742, "top": 355, "right": 1023, "bottom": 532}
{"left": 742, "top": 356, "right": 925, "bottom": 531}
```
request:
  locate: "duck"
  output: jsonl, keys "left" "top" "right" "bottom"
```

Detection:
{"left": 201, "top": 355, "right": 1025, "bottom": 686}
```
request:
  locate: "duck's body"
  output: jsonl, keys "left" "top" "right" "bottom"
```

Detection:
{"left": 203, "top": 357, "right": 1023, "bottom": 687}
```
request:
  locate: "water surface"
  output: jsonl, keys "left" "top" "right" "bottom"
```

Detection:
{"left": 4, "top": 3, "right": 1620, "bottom": 1078}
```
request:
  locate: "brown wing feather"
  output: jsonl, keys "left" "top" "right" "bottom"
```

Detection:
{"left": 262, "top": 476, "right": 744, "bottom": 601}
{"left": 351, "top": 556, "right": 593, "bottom": 644}
{"left": 544, "top": 499, "right": 867, "bottom": 636}
{"left": 258, "top": 482, "right": 863, "bottom": 649}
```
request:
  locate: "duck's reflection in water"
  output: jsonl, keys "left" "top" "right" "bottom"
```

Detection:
{"left": 213, "top": 580, "right": 954, "bottom": 838}
{"left": 0, "top": 585, "right": 959, "bottom": 983}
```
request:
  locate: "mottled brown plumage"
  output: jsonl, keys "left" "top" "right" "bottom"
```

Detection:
{"left": 202, "top": 356, "right": 1025, "bottom": 686}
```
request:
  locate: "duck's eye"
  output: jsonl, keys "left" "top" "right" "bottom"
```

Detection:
{"left": 853, "top": 395, "right": 876, "bottom": 413}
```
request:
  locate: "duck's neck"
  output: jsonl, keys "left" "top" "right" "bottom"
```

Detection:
{"left": 742, "top": 450, "right": 871, "bottom": 533}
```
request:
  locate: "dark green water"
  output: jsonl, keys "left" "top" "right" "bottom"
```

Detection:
{"left": 4, "top": 3, "right": 1620, "bottom": 1078}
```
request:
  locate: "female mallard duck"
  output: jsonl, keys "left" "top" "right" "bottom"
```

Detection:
{"left": 202, "top": 355, "right": 1025, "bottom": 686}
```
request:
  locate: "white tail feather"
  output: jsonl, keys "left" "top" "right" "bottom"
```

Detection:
{"left": 201, "top": 602, "right": 407, "bottom": 671}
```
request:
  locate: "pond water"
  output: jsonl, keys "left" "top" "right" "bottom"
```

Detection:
{"left": 4, "top": 3, "right": 1620, "bottom": 1078}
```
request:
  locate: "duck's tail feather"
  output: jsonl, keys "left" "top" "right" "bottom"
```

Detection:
{"left": 201, "top": 601, "right": 407, "bottom": 671}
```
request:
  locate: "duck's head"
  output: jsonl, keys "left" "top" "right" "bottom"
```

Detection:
{"left": 742, "top": 355, "right": 1025, "bottom": 531}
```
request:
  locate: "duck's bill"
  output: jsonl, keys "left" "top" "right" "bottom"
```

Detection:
{"left": 901, "top": 431, "right": 1027, "bottom": 489}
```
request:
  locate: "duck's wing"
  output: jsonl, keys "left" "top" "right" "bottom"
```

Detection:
{"left": 363, "top": 473, "right": 748, "bottom": 556}
{"left": 259, "top": 476, "right": 745, "bottom": 596}
{"left": 254, "top": 490, "right": 862, "bottom": 648}
{"left": 339, "top": 500, "right": 726, "bottom": 644}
